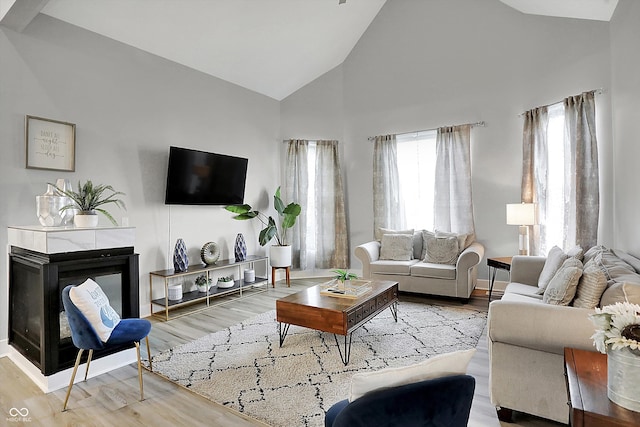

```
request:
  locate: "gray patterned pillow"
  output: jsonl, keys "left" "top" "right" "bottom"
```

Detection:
{"left": 380, "top": 234, "right": 414, "bottom": 261}
{"left": 572, "top": 259, "right": 607, "bottom": 309}
{"left": 421, "top": 230, "right": 435, "bottom": 260}
{"left": 543, "top": 258, "right": 583, "bottom": 305}
{"left": 424, "top": 234, "right": 459, "bottom": 265}
{"left": 538, "top": 246, "right": 568, "bottom": 292}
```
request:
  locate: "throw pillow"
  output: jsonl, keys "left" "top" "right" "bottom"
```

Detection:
{"left": 435, "top": 230, "right": 470, "bottom": 252}
{"left": 379, "top": 234, "right": 414, "bottom": 261}
{"left": 69, "top": 278, "right": 121, "bottom": 342}
{"left": 421, "top": 230, "right": 436, "bottom": 260}
{"left": 542, "top": 258, "right": 583, "bottom": 305}
{"left": 375, "top": 227, "right": 414, "bottom": 242}
{"left": 566, "top": 245, "right": 584, "bottom": 261}
{"left": 412, "top": 231, "right": 423, "bottom": 260}
{"left": 583, "top": 245, "right": 606, "bottom": 264}
{"left": 537, "top": 246, "right": 568, "bottom": 293}
{"left": 424, "top": 234, "right": 459, "bottom": 265}
{"left": 600, "top": 282, "right": 640, "bottom": 306}
{"left": 349, "top": 349, "right": 476, "bottom": 402}
{"left": 593, "top": 250, "right": 637, "bottom": 284}
{"left": 572, "top": 259, "right": 608, "bottom": 309}
{"left": 611, "top": 249, "right": 640, "bottom": 273}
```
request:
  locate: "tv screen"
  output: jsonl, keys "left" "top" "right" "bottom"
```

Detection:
{"left": 164, "top": 146, "right": 248, "bottom": 205}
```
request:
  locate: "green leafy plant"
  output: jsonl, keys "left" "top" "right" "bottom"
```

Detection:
{"left": 53, "top": 180, "right": 126, "bottom": 226}
{"left": 332, "top": 269, "right": 358, "bottom": 283}
{"left": 195, "top": 275, "right": 211, "bottom": 287}
{"left": 218, "top": 275, "right": 234, "bottom": 282}
{"left": 225, "top": 187, "right": 301, "bottom": 246}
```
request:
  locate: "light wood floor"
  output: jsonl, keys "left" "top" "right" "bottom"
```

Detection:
{"left": 0, "top": 279, "right": 563, "bottom": 426}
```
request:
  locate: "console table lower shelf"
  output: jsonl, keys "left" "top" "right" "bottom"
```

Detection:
{"left": 149, "top": 255, "right": 268, "bottom": 321}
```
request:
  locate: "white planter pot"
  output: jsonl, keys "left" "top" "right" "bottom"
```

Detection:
{"left": 270, "top": 245, "right": 292, "bottom": 268}
{"left": 74, "top": 213, "right": 99, "bottom": 228}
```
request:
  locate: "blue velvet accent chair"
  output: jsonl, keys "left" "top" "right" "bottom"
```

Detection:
{"left": 325, "top": 374, "right": 476, "bottom": 427}
{"left": 61, "top": 285, "right": 152, "bottom": 411}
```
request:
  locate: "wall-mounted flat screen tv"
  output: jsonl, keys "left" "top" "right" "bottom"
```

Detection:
{"left": 164, "top": 146, "right": 248, "bottom": 205}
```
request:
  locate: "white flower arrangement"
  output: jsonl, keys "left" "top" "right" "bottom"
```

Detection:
{"left": 589, "top": 302, "right": 640, "bottom": 354}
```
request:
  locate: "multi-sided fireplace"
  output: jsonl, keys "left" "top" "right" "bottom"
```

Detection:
{"left": 7, "top": 226, "right": 139, "bottom": 376}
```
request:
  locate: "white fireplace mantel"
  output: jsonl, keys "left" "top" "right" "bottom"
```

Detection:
{"left": 8, "top": 225, "right": 135, "bottom": 254}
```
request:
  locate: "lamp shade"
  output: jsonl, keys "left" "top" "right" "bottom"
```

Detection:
{"left": 506, "top": 203, "right": 537, "bottom": 226}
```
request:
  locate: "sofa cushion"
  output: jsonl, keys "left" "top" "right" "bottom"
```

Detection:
{"left": 421, "top": 230, "right": 436, "bottom": 260}
{"left": 370, "top": 260, "right": 418, "bottom": 276}
{"left": 593, "top": 250, "right": 639, "bottom": 284}
{"left": 504, "top": 282, "right": 542, "bottom": 299}
{"left": 611, "top": 249, "right": 640, "bottom": 273}
{"left": 500, "top": 291, "right": 545, "bottom": 304}
{"left": 410, "top": 262, "right": 456, "bottom": 280}
{"left": 542, "top": 258, "right": 583, "bottom": 305}
{"left": 349, "top": 349, "right": 476, "bottom": 402}
{"left": 435, "top": 230, "right": 470, "bottom": 251}
{"left": 537, "top": 246, "right": 568, "bottom": 293}
{"left": 412, "top": 231, "right": 423, "bottom": 260}
{"left": 380, "top": 234, "right": 414, "bottom": 261}
{"left": 583, "top": 245, "right": 606, "bottom": 263}
{"left": 600, "top": 282, "right": 640, "bottom": 306}
{"left": 375, "top": 227, "right": 414, "bottom": 242}
{"left": 424, "top": 234, "right": 459, "bottom": 265}
{"left": 572, "top": 259, "right": 608, "bottom": 309}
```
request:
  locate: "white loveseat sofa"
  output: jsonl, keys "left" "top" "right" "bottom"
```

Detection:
{"left": 487, "top": 246, "right": 640, "bottom": 424}
{"left": 355, "top": 230, "right": 484, "bottom": 300}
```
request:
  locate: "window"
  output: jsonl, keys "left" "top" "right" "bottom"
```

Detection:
{"left": 545, "top": 102, "right": 565, "bottom": 251}
{"left": 396, "top": 130, "right": 437, "bottom": 230}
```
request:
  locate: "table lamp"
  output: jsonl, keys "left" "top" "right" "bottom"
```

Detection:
{"left": 506, "top": 203, "right": 537, "bottom": 255}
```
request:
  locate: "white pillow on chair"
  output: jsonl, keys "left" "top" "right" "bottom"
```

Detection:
{"left": 69, "top": 278, "right": 121, "bottom": 342}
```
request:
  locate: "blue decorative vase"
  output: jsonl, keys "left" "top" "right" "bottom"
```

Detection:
{"left": 173, "top": 238, "right": 189, "bottom": 272}
{"left": 234, "top": 233, "right": 247, "bottom": 262}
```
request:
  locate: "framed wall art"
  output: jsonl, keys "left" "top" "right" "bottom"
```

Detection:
{"left": 25, "top": 115, "right": 76, "bottom": 171}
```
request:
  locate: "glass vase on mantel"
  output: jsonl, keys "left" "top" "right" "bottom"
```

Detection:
{"left": 36, "top": 180, "right": 74, "bottom": 227}
{"left": 607, "top": 347, "right": 640, "bottom": 412}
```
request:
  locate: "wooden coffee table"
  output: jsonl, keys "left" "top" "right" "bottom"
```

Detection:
{"left": 276, "top": 280, "right": 398, "bottom": 365}
{"left": 564, "top": 347, "right": 640, "bottom": 426}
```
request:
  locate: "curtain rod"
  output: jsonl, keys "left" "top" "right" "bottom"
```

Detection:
{"left": 367, "top": 121, "right": 486, "bottom": 141}
{"left": 518, "top": 88, "right": 604, "bottom": 118}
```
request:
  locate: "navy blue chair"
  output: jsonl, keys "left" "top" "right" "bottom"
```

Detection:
{"left": 61, "top": 285, "right": 152, "bottom": 411}
{"left": 325, "top": 374, "right": 476, "bottom": 427}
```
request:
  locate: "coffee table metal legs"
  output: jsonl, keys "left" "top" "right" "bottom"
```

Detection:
{"left": 279, "top": 302, "right": 399, "bottom": 365}
{"left": 278, "top": 322, "right": 291, "bottom": 347}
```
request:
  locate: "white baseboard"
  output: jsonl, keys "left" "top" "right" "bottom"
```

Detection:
{"left": 0, "top": 338, "right": 8, "bottom": 358}
{"left": 4, "top": 345, "right": 136, "bottom": 393}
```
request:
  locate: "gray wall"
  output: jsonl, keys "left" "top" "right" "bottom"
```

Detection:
{"left": 0, "top": 14, "right": 280, "bottom": 343}
{"left": 610, "top": 0, "right": 640, "bottom": 256}
{"left": 281, "top": 0, "right": 615, "bottom": 279}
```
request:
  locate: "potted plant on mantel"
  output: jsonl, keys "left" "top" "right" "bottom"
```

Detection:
{"left": 53, "top": 180, "right": 126, "bottom": 228}
{"left": 225, "top": 187, "right": 301, "bottom": 268}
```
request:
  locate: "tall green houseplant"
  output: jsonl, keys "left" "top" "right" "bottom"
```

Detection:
{"left": 225, "top": 187, "right": 301, "bottom": 246}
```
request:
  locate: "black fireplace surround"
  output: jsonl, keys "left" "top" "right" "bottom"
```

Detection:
{"left": 9, "top": 246, "right": 139, "bottom": 376}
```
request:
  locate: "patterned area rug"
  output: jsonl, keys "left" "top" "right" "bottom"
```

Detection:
{"left": 151, "top": 302, "right": 486, "bottom": 427}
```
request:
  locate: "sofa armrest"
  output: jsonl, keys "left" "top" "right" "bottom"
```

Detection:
{"left": 457, "top": 242, "right": 484, "bottom": 271}
{"left": 487, "top": 300, "right": 596, "bottom": 355}
{"left": 355, "top": 241, "right": 381, "bottom": 279}
{"left": 510, "top": 256, "right": 546, "bottom": 286}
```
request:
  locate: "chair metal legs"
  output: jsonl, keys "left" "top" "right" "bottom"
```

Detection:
{"left": 62, "top": 337, "right": 151, "bottom": 411}
{"left": 63, "top": 349, "right": 84, "bottom": 411}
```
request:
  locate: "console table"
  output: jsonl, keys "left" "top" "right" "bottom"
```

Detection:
{"left": 564, "top": 347, "right": 640, "bottom": 426}
{"left": 149, "top": 255, "right": 268, "bottom": 321}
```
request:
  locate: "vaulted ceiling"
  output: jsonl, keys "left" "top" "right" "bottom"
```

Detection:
{"left": 1, "top": 0, "right": 619, "bottom": 100}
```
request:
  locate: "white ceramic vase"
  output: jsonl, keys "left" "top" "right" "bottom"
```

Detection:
{"left": 270, "top": 245, "right": 292, "bottom": 267}
{"left": 74, "top": 212, "right": 99, "bottom": 228}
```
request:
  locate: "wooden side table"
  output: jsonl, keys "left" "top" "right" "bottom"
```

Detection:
{"left": 564, "top": 347, "right": 640, "bottom": 426}
{"left": 486, "top": 256, "right": 512, "bottom": 302}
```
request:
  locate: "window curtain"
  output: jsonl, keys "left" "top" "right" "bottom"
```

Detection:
{"left": 373, "top": 135, "right": 405, "bottom": 236}
{"left": 564, "top": 91, "right": 599, "bottom": 250}
{"left": 434, "top": 124, "right": 476, "bottom": 237}
{"left": 521, "top": 91, "right": 599, "bottom": 254}
{"left": 314, "top": 140, "right": 348, "bottom": 268}
{"left": 521, "top": 107, "right": 549, "bottom": 255}
{"left": 284, "top": 140, "right": 309, "bottom": 269}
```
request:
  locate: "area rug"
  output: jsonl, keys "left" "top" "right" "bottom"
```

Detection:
{"left": 151, "top": 302, "right": 486, "bottom": 427}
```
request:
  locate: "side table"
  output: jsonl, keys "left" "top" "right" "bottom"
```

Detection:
{"left": 564, "top": 347, "right": 640, "bottom": 426}
{"left": 487, "top": 256, "right": 512, "bottom": 302}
